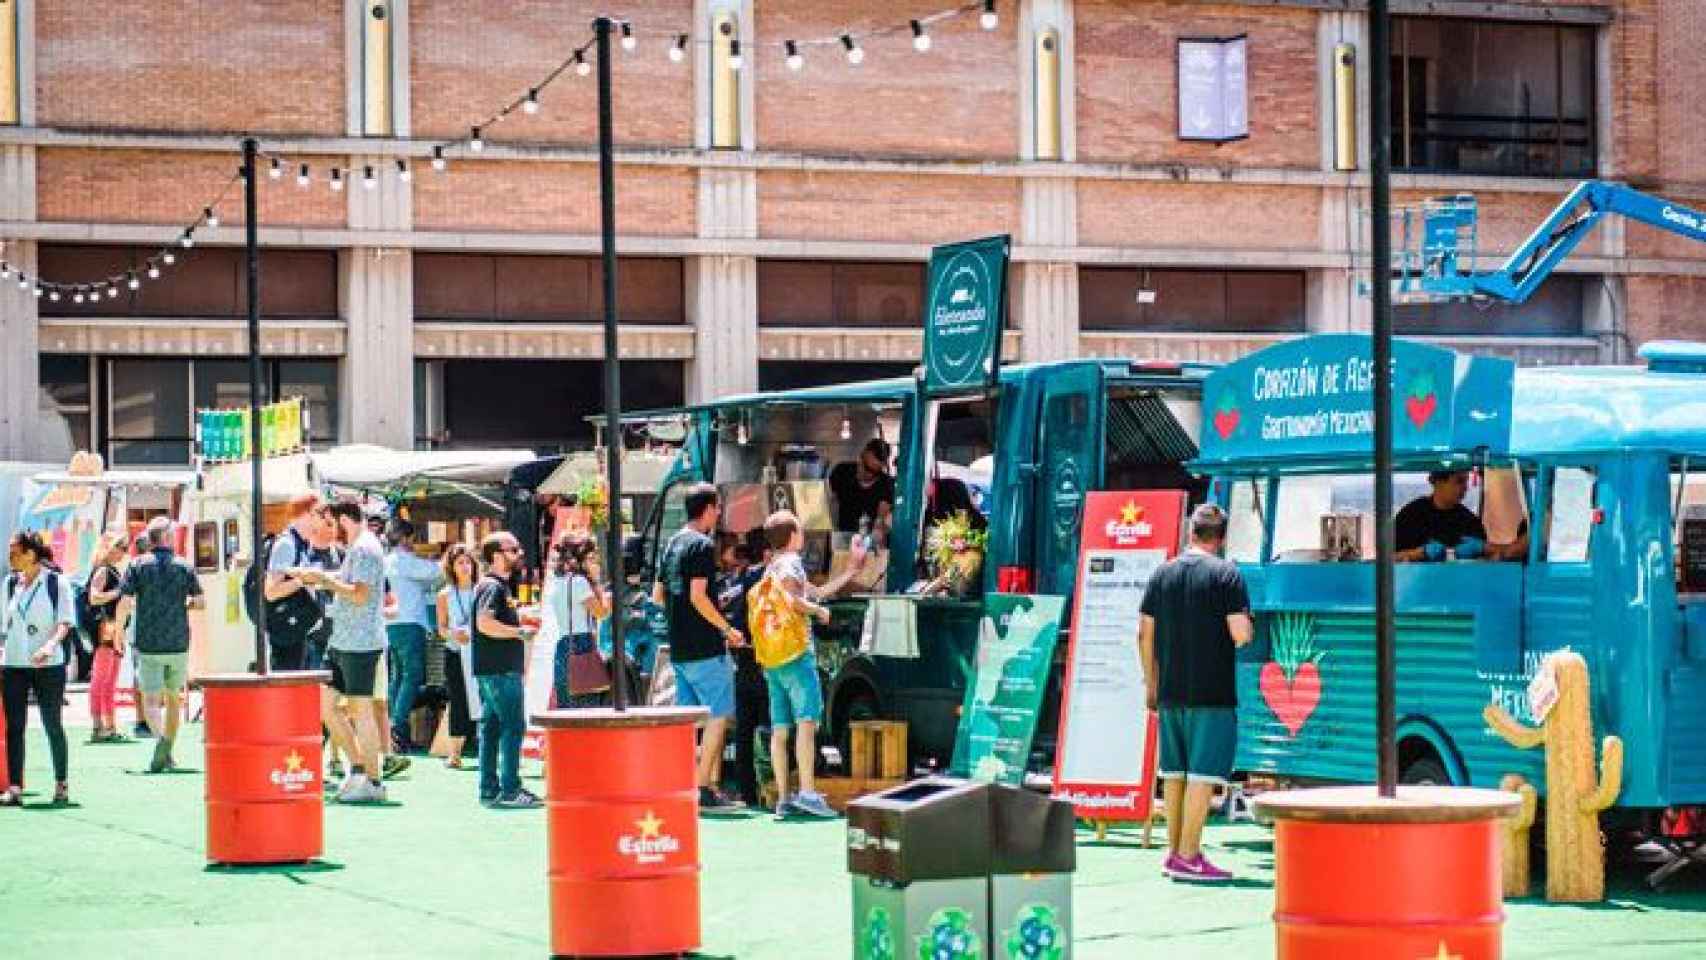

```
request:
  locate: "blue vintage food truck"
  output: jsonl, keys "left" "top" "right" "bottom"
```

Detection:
{"left": 1195, "top": 333, "right": 1706, "bottom": 813}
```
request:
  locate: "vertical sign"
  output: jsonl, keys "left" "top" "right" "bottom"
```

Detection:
{"left": 923, "top": 235, "right": 1010, "bottom": 396}
{"left": 1177, "top": 35, "right": 1249, "bottom": 143}
{"left": 1052, "top": 491, "right": 1187, "bottom": 821}
{"left": 950, "top": 593, "right": 1067, "bottom": 786}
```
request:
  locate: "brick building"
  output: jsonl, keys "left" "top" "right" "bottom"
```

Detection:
{"left": 0, "top": 0, "right": 1702, "bottom": 464}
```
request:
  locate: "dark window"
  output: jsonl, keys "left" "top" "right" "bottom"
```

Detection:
{"left": 414, "top": 255, "right": 685, "bottom": 324}
{"left": 758, "top": 361, "right": 916, "bottom": 392}
{"left": 109, "top": 359, "right": 190, "bottom": 465}
{"left": 1079, "top": 268, "right": 1306, "bottom": 333}
{"left": 193, "top": 359, "right": 341, "bottom": 443}
{"left": 36, "top": 245, "right": 337, "bottom": 319}
{"left": 438, "top": 360, "right": 684, "bottom": 451}
{"left": 1395, "top": 274, "right": 1587, "bottom": 336}
{"left": 759, "top": 261, "right": 925, "bottom": 328}
{"left": 39, "top": 355, "right": 92, "bottom": 455}
{"left": 1391, "top": 18, "right": 1596, "bottom": 178}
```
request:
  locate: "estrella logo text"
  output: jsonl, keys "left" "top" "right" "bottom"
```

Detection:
{"left": 618, "top": 810, "right": 682, "bottom": 865}
{"left": 270, "top": 751, "right": 315, "bottom": 793}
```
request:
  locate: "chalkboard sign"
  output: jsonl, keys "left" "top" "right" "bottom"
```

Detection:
{"left": 1682, "top": 518, "right": 1706, "bottom": 593}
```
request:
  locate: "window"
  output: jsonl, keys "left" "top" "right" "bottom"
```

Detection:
{"left": 363, "top": 1, "right": 395, "bottom": 136}
{"left": 1223, "top": 479, "right": 1267, "bottom": 564}
{"left": 1544, "top": 467, "right": 1595, "bottom": 562}
{"left": 1391, "top": 18, "right": 1596, "bottom": 178}
{"left": 193, "top": 360, "right": 339, "bottom": 444}
{"left": 1034, "top": 28, "right": 1062, "bottom": 160}
{"left": 39, "top": 356, "right": 93, "bottom": 457}
{"left": 759, "top": 261, "right": 926, "bottom": 328}
{"left": 0, "top": 0, "right": 18, "bottom": 125}
{"left": 413, "top": 255, "right": 685, "bottom": 324}
{"left": 37, "top": 246, "right": 338, "bottom": 319}
{"left": 758, "top": 361, "right": 915, "bottom": 392}
{"left": 1269, "top": 471, "right": 1514, "bottom": 562}
{"left": 109, "top": 359, "right": 191, "bottom": 466}
{"left": 1079, "top": 268, "right": 1305, "bottom": 333}
{"left": 1396, "top": 273, "right": 1588, "bottom": 337}
{"left": 436, "top": 359, "right": 685, "bottom": 451}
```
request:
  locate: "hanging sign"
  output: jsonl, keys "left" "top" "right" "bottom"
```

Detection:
{"left": 923, "top": 235, "right": 1010, "bottom": 396}
{"left": 197, "top": 397, "right": 307, "bottom": 463}
{"left": 1052, "top": 491, "right": 1186, "bottom": 821}
{"left": 950, "top": 592, "right": 1066, "bottom": 786}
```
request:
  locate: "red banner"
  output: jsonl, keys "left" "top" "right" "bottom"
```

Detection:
{"left": 1052, "top": 491, "right": 1186, "bottom": 821}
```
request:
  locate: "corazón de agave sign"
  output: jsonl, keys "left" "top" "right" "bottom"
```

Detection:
{"left": 923, "top": 235, "right": 1010, "bottom": 395}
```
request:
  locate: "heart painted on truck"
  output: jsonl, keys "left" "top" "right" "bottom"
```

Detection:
{"left": 1212, "top": 390, "right": 1241, "bottom": 440}
{"left": 1404, "top": 371, "right": 1439, "bottom": 429}
{"left": 1259, "top": 661, "right": 1322, "bottom": 737}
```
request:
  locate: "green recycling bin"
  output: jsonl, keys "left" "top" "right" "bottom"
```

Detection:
{"left": 848, "top": 777, "right": 1075, "bottom": 960}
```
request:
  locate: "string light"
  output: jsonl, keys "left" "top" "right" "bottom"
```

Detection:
{"left": 785, "top": 40, "right": 803, "bottom": 71}
{"left": 431, "top": 146, "right": 446, "bottom": 172}
{"left": 842, "top": 34, "right": 863, "bottom": 65}
{"left": 147, "top": 263, "right": 161, "bottom": 279}
{"left": 268, "top": 157, "right": 283, "bottom": 180}
{"left": 31, "top": 284, "right": 41, "bottom": 299}
{"left": 620, "top": 21, "right": 636, "bottom": 51}
{"left": 330, "top": 168, "right": 344, "bottom": 191}
{"left": 296, "top": 162, "right": 311, "bottom": 187}
{"left": 469, "top": 126, "right": 484, "bottom": 151}
{"left": 127, "top": 271, "right": 140, "bottom": 290}
{"left": 363, "top": 165, "right": 377, "bottom": 190}
{"left": 0, "top": 262, "right": 9, "bottom": 279}
{"left": 106, "top": 283, "right": 119, "bottom": 299}
{"left": 574, "top": 50, "right": 591, "bottom": 77}
{"left": 396, "top": 158, "right": 411, "bottom": 182}
{"left": 48, "top": 289, "right": 60, "bottom": 302}
{"left": 73, "top": 290, "right": 84, "bottom": 304}
{"left": 203, "top": 207, "right": 218, "bottom": 230}
{"left": 982, "top": 0, "right": 998, "bottom": 30}
{"left": 163, "top": 251, "right": 176, "bottom": 266}
{"left": 912, "top": 20, "right": 931, "bottom": 51}
{"left": 180, "top": 229, "right": 195, "bottom": 248}
{"left": 523, "top": 88, "right": 540, "bottom": 114}
{"left": 728, "top": 38, "right": 743, "bottom": 71}
{"left": 14, "top": 274, "right": 25, "bottom": 291}
{"left": 670, "top": 33, "right": 688, "bottom": 62}
{"left": 840, "top": 416, "right": 853, "bottom": 441}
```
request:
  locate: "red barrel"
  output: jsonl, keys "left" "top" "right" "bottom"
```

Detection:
{"left": 537, "top": 706, "right": 709, "bottom": 958}
{"left": 1254, "top": 785, "right": 1523, "bottom": 960}
{"left": 200, "top": 671, "right": 330, "bottom": 865}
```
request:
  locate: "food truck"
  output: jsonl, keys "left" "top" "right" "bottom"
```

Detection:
{"left": 1194, "top": 333, "right": 1706, "bottom": 814}
{"left": 624, "top": 358, "right": 1209, "bottom": 767}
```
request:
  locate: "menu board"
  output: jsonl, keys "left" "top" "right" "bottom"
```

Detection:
{"left": 1052, "top": 491, "right": 1186, "bottom": 821}
{"left": 950, "top": 593, "right": 1067, "bottom": 786}
{"left": 1682, "top": 517, "right": 1706, "bottom": 593}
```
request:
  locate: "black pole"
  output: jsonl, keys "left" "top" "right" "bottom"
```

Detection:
{"left": 1369, "top": 3, "right": 1397, "bottom": 796}
{"left": 242, "top": 136, "right": 268, "bottom": 676}
{"left": 594, "top": 19, "right": 627, "bottom": 711}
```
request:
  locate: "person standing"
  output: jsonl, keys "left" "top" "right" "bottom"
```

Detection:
{"left": 653, "top": 483, "right": 746, "bottom": 813}
{"left": 1139, "top": 504, "right": 1253, "bottom": 882}
{"left": 434, "top": 544, "right": 481, "bottom": 769}
{"left": 84, "top": 533, "right": 129, "bottom": 743}
{"left": 718, "top": 537, "right": 768, "bottom": 806}
{"left": 546, "top": 535, "right": 613, "bottom": 709}
{"left": 384, "top": 518, "right": 441, "bottom": 754}
{"left": 2, "top": 532, "right": 77, "bottom": 805}
{"left": 828, "top": 438, "right": 896, "bottom": 538}
{"left": 471, "top": 532, "right": 539, "bottom": 808}
{"left": 299, "top": 499, "right": 391, "bottom": 803}
{"left": 264, "top": 494, "right": 332, "bottom": 673}
{"left": 118, "top": 517, "right": 204, "bottom": 774}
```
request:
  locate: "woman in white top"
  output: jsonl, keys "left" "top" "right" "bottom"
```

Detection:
{"left": 434, "top": 543, "right": 481, "bottom": 769}
{"left": 545, "top": 535, "right": 612, "bottom": 708}
{"left": 3, "top": 531, "right": 76, "bottom": 805}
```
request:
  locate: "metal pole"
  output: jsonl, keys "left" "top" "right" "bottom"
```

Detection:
{"left": 1369, "top": 2, "right": 1398, "bottom": 796}
{"left": 594, "top": 19, "right": 627, "bottom": 710}
{"left": 242, "top": 136, "right": 268, "bottom": 675}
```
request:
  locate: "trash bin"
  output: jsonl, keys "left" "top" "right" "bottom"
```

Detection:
{"left": 848, "top": 777, "right": 1075, "bottom": 960}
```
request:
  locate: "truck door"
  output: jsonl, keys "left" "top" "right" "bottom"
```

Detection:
{"left": 1033, "top": 364, "right": 1105, "bottom": 598}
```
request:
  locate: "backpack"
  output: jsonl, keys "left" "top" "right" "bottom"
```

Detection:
{"left": 244, "top": 529, "right": 328, "bottom": 650}
{"left": 746, "top": 571, "right": 811, "bottom": 669}
{"left": 74, "top": 564, "right": 116, "bottom": 636}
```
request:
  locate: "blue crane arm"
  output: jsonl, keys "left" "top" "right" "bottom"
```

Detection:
{"left": 1468, "top": 181, "right": 1706, "bottom": 303}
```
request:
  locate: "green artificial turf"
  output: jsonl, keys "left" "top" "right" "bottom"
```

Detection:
{"left": 0, "top": 721, "right": 1702, "bottom": 958}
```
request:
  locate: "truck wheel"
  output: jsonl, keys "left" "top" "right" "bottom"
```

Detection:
{"left": 1399, "top": 755, "right": 1451, "bottom": 786}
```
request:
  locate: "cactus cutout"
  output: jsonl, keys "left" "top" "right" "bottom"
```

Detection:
{"left": 1483, "top": 650, "right": 1624, "bottom": 902}
{"left": 1259, "top": 613, "right": 1326, "bottom": 737}
{"left": 1498, "top": 773, "right": 1537, "bottom": 898}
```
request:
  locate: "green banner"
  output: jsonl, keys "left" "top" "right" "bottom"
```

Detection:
{"left": 198, "top": 397, "right": 306, "bottom": 463}
{"left": 950, "top": 592, "right": 1066, "bottom": 786}
{"left": 923, "top": 234, "right": 1009, "bottom": 395}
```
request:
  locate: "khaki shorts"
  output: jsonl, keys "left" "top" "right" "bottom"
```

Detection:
{"left": 137, "top": 653, "right": 189, "bottom": 696}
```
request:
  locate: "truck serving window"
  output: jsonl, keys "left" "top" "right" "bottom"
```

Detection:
{"left": 1545, "top": 467, "right": 1595, "bottom": 563}
{"left": 1263, "top": 468, "right": 1526, "bottom": 563}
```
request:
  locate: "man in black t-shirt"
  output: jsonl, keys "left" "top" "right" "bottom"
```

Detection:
{"left": 653, "top": 483, "right": 747, "bottom": 812}
{"left": 1395, "top": 470, "right": 1489, "bottom": 562}
{"left": 471, "top": 531, "right": 538, "bottom": 809}
{"left": 1140, "top": 504, "right": 1252, "bottom": 883}
{"left": 829, "top": 438, "right": 896, "bottom": 536}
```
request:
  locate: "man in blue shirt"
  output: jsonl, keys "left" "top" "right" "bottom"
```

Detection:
{"left": 383, "top": 519, "right": 441, "bottom": 753}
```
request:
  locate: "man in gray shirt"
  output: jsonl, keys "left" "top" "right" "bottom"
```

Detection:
{"left": 118, "top": 516, "right": 204, "bottom": 773}
{"left": 300, "top": 498, "right": 390, "bottom": 803}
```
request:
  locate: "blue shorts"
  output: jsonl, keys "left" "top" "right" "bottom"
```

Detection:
{"left": 673, "top": 654, "right": 736, "bottom": 720}
{"left": 764, "top": 652, "right": 824, "bottom": 728}
{"left": 1158, "top": 706, "right": 1237, "bottom": 785}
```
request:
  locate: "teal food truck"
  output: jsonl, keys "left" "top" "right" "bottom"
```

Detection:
{"left": 622, "top": 357, "right": 1208, "bottom": 767}
{"left": 1196, "top": 333, "right": 1706, "bottom": 815}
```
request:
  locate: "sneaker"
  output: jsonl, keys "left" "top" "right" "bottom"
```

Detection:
{"left": 496, "top": 789, "right": 542, "bottom": 809}
{"left": 334, "top": 774, "right": 369, "bottom": 803}
{"left": 381, "top": 755, "right": 411, "bottom": 780}
{"left": 133, "top": 722, "right": 155, "bottom": 739}
{"left": 479, "top": 792, "right": 500, "bottom": 806}
{"left": 790, "top": 791, "right": 839, "bottom": 819}
{"left": 1161, "top": 853, "right": 1190, "bottom": 879}
{"left": 147, "top": 739, "right": 171, "bottom": 774}
{"left": 1170, "top": 854, "right": 1233, "bottom": 883}
{"left": 773, "top": 795, "right": 797, "bottom": 821}
{"left": 698, "top": 787, "right": 744, "bottom": 814}
{"left": 361, "top": 780, "right": 388, "bottom": 803}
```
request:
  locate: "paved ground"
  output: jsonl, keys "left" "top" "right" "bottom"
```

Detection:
{"left": 0, "top": 713, "right": 1702, "bottom": 959}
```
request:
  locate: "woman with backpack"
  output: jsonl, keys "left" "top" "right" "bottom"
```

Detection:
{"left": 545, "top": 535, "right": 612, "bottom": 708}
{"left": 84, "top": 532, "right": 130, "bottom": 743}
{"left": 3, "top": 531, "right": 77, "bottom": 806}
{"left": 434, "top": 543, "right": 481, "bottom": 769}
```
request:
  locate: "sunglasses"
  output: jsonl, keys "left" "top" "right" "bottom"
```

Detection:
{"left": 501, "top": 545, "right": 523, "bottom": 555}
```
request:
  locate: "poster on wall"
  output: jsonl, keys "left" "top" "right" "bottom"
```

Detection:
{"left": 1177, "top": 35, "right": 1249, "bottom": 142}
{"left": 1052, "top": 491, "right": 1187, "bottom": 821}
{"left": 950, "top": 593, "right": 1067, "bottom": 786}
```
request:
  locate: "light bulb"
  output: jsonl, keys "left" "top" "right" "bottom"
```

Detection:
{"left": 575, "top": 51, "right": 591, "bottom": 77}
{"left": 330, "top": 168, "right": 344, "bottom": 191}
{"left": 73, "top": 291, "right": 84, "bottom": 304}
{"left": 204, "top": 207, "right": 218, "bottom": 230}
{"left": 15, "top": 274, "right": 26, "bottom": 291}
{"left": 469, "top": 126, "right": 484, "bottom": 151}
{"left": 49, "top": 289, "right": 61, "bottom": 302}
{"left": 396, "top": 159, "right": 411, "bottom": 182}
{"left": 982, "top": 1, "right": 998, "bottom": 30}
{"left": 840, "top": 418, "right": 852, "bottom": 441}
{"left": 107, "top": 284, "right": 119, "bottom": 299}
{"left": 912, "top": 20, "right": 930, "bottom": 51}
{"left": 785, "top": 40, "right": 802, "bottom": 71}
{"left": 268, "top": 157, "right": 283, "bottom": 179}
{"left": 670, "top": 34, "right": 688, "bottom": 63}
{"left": 620, "top": 22, "right": 636, "bottom": 52}
{"left": 127, "top": 273, "right": 140, "bottom": 290}
{"left": 31, "top": 285, "right": 41, "bottom": 299}
{"left": 147, "top": 264, "right": 161, "bottom": 279}
{"left": 737, "top": 421, "right": 749, "bottom": 445}
{"left": 163, "top": 251, "right": 176, "bottom": 266}
{"left": 297, "top": 163, "right": 311, "bottom": 187}
{"left": 0, "top": 262, "right": 9, "bottom": 278}
{"left": 842, "top": 34, "right": 862, "bottom": 65}
{"left": 363, "top": 165, "right": 377, "bottom": 189}
{"left": 728, "top": 39, "right": 743, "bottom": 70}
{"left": 180, "top": 230, "right": 195, "bottom": 248}
{"left": 523, "top": 89, "right": 539, "bottom": 114}
{"left": 431, "top": 146, "right": 446, "bottom": 171}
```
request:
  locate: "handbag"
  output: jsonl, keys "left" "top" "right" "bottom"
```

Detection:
{"left": 567, "top": 631, "right": 611, "bottom": 695}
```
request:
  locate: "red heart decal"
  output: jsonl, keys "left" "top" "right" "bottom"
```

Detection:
{"left": 1259, "top": 661, "right": 1323, "bottom": 738}
{"left": 1213, "top": 408, "right": 1240, "bottom": 440}
{"left": 1405, "top": 393, "right": 1438, "bottom": 429}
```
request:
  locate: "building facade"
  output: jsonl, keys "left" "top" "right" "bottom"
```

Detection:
{"left": 1, "top": 0, "right": 1702, "bottom": 464}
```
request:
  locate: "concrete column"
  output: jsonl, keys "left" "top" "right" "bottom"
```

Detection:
{"left": 0, "top": 235, "right": 39, "bottom": 461}
{"left": 685, "top": 255, "right": 757, "bottom": 403}
{"left": 1015, "top": 261, "right": 1078, "bottom": 363}
{"left": 340, "top": 248, "right": 414, "bottom": 448}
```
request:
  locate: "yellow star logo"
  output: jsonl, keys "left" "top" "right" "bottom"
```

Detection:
{"left": 284, "top": 751, "right": 304, "bottom": 773}
{"left": 634, "top": 810, "right": 664, "bottom": 840}
{"left": 1120, "top": 502, "right": 1144, "bottom": 525}
{"left": 1422, "top": 943, "right": 1461, "bottom": 960}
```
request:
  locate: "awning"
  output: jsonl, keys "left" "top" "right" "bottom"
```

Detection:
{"left": 314, "top": 445, "right": 539, "bottom": 489}
{"left": 537, "top": 450, "right": 679, "bottom": 497}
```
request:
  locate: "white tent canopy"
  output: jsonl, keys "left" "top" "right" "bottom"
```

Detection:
{"left": 313, "top": 445, "right": 538, "bottom": 489}
{"left": 537, "top": 449, "right": 678, "bottom": 497}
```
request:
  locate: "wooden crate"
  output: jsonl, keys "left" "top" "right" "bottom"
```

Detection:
{"left": 817, "top": 776, "right": 907, "bottom": 814}
{"left": 849, "top": 720, "right": 908, "bottom": 781}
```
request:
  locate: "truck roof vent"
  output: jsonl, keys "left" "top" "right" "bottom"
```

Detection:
{"left": 1639, "top": 341, "right": 1706, "bottom": 374}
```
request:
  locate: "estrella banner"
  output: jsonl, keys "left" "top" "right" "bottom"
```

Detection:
{"left": 1193, "top": 334, "right": 1515, "bottom": 472}
{"left": 923, "top": 234, "right": 1010, "bottom": 395}
{"left": 197, "top": 396, "right": 307, "bottom": 463}
{"left": 1053, "top": 491, "right": 1185, "bottom": 821}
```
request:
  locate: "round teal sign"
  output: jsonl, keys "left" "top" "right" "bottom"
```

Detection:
{"left": 925, "top": 244, "right": 1003, "bottom": 392}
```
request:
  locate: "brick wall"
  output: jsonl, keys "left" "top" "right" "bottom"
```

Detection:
{"left": 1625, "top": 274, "right": 1706, "bottom": 345}
{"left": 35, "top": 0, "right": 345, "bottom": 135}
{"left": 36, "top": 148, "right": 347, "bottom": 227}
{"left": 1657, "top": 0, "right": 1706, "bottom": 186}
{"left": 757, "top": 170, "right": 1018, "bottom": 243}
{"left": 1078, "top": 181, "right": 1319, "bottom": 250}
{"left": 412, "top": 161, "right": 695, "bottom": 235}
{"left": 1075, "top": 1, "right": 1318, "bottom": 168}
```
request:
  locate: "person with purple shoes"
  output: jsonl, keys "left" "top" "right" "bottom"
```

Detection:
{"left": 1139, "top": 504, "right": 1253, "bottom": 882}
